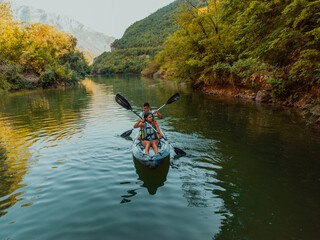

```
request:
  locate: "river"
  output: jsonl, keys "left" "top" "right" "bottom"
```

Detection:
{"left": 0, "top": 75, "right": 320, "bottom": 240}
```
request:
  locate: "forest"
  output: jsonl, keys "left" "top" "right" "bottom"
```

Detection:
{"left": 111, "top": 0, "right": 181, "bottom": 50}
{"left": 91, "top": 47, "right": 162, "bottom": 74}
{"left": 0, "top": 2, "right": 90, "bottom": 91}
{"left": 93, "top": 0, "right": 207, "bottom": 75}
{"left": 150, "top": 0, "right": 320, "bottom": 105}
{"left": 93, "top": 0, "right": 320, "bottom": 110}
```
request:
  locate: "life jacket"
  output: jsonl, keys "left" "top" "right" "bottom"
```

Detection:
{"left": 141, "top": 121, "right": 158, "bottom": 141}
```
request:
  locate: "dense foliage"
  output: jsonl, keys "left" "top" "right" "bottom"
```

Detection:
{"left": 111, "top": 1, "right": 180, "bottom": 50}
{"left": 93, "top": 0, "right": 207, "bottom": 74}
{"left": 92, "top": 47, "right": 161, "bottom": 74}
{"left": 0, "top": 2, "right": 90, "bottom": 91}
{"left": 154, "top": 0, "right": 320, "bottom": 101}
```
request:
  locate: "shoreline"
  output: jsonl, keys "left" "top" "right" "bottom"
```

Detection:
{"left": 200, "top": 84, "right": 320, "bottom": 127}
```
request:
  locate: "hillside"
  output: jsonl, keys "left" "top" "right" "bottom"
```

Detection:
{"left": 112, "top": 0, "right": 207, "bottom": 50}
{"left": 93, "top": 0, "right": 207, "bottom": 74}
{"left": 152, "top": 0, "right": 320, "bottom": 122}
{"left": 111, "top": 1, "right": 181, "bottom": 50}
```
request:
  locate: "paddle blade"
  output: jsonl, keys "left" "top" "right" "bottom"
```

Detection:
{"left": 174, "top": 147, "right": 186, "bottom": 157}
{"left": 115, "top": 94, "right": 132, "bottom": 110}
{"left": 166, "top": 93, "right": 180, "bottom": 105}
{"left": 120, "top": 129, "right": 133, "bottom": 138}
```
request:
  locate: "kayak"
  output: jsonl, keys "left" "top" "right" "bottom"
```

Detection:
{"left": 132, "top": 130, "right": 170, "bottom": 169}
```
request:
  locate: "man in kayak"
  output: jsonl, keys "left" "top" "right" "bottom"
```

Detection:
{"left": 134, "top": 112, "right": 163, "bottom": 156}
{"left": 140, "top": 102, "right": 163, "bottom": 119}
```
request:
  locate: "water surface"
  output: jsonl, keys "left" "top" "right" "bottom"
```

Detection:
{"left": 0, "top": 75, "right": 320, "bottom": 240}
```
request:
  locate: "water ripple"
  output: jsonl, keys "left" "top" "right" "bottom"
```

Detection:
{"left": 0, "top": 76, "right": 319, "bottom": 240}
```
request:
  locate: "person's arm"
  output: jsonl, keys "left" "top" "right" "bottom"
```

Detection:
{"left": 154, "top": 110, "right": 163, "bottom": 119}
{"left": 155, "top": 123, "right": 163, "bottom": 139}
{"left": 134, "top": 118, "right": 145, "bottom": 128}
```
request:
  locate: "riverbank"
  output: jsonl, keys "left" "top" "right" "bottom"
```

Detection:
{"left": 201, "top": 84, "right": 320, "bottom": 126}
{"left": 0, "top": 71, "right": 86, "bottom": 93}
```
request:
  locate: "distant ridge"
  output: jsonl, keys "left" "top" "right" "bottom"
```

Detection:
{"left": 111, "top": 0, "right": 181, "bottom": 50}
{"left": 13, "top": 5, "right": 115, "bottom": 56}
{"left": 92, "top": 0, "right": 207, "bottom": 74}
{"left": 111, "top": 0, "right": 207, "bottom": 50}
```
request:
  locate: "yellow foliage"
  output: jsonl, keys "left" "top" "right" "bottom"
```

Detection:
{"left": 0, "top": 1, "right": 78, "bottom": 74}
{"left": 20, "top": 23, "right": 77, "bottom": 73}
{"left": 0, "top": 1, "right": 13, "bottom": 22}
{"left": 198, "top": 7, "right": 208, "bottom": 14}
{"left": 26, "top": 23, "right": 77, "bottom": 56}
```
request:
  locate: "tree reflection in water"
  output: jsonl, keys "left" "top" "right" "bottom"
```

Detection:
{"left": 0, "top": 121, "right": 30, "bottom": 218}
{"left": 0, "top": 85, "right": 90, "bottom": 218}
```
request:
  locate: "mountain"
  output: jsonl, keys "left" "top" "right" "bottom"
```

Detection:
{"left": 13, "top": 5, "right": 115, "bottom": 56}
{"left": 92, "top": 0, "right": 207, "bottom": 74}
{"left": 111, "top": 0, "right": 181, "bottom": 50}
{"left": 111, "top": 0, "right": 207, "bottom": 50}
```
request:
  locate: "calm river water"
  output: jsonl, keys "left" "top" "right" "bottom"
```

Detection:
{"left": 0, "top": 75, "right": 320, "bottom": 240}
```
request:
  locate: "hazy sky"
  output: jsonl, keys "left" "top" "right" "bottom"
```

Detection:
{"left": 11, "top": 0, "right": 175, "bottom": 38}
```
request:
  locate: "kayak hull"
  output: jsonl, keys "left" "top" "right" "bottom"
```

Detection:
{"left": 132, "top": 138, "right": 170, "bottom": 169}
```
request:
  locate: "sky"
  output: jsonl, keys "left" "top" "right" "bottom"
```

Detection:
{"left": 11, "top": 0, "right": 176, "bottom": 38}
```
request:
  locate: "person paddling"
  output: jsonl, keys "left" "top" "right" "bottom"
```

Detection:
{"left": 135, "top": 102, "right": 163, "bottom": 140}
{"left": 140, "top": 102, "right": 163, "bottom": 119}
{"left": 134, "top": 112, "right": 163, "bottom": 156}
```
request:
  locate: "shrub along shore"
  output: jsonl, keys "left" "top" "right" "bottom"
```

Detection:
{"left": 0, "top": 2, "right": 90, "bottom": 92}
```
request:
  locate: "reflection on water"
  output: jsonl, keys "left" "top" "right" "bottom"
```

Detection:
{"left": 0, "top": 75, "right": 319, "bottom": 240}
{"left": 134, "top": 157, "right": 170, "bottom": 195}
{"left": 0, "top": 117, "right": 32, "bottom": 217}
{"left": 120, "top": 157, "right": 170, "bottom": 204}
{"left": 166, "top": 93, "right": 320, "bottom": 239}
{"left": 0, "top": 86, "right": 90, "bottom": 218}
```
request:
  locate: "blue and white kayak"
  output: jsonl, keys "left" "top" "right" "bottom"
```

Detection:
{"left": 132, "top": 131, "right": 170, "bottom": 169}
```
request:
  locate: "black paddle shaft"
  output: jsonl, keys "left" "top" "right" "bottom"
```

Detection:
{"left": 157, "top": 93, "right": 180, "bottom": 111}
{"left": 115, "top": 94, "right": 160, "bottom": 134}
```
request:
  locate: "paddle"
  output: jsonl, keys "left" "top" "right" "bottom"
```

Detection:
{"left": 160, "top": 132, "right": 186, "bottom": 157}
{"left": 120, "top": 129, "right": 134, "bottom": 138}
{"left": 119, "top": 93, "right": 180, "bottom": 138}
{"left": 156, "top": 93, "right": 180, "bottom": 111}
{"left": 115, "top": 94, "right": 186, "bottom": 157}
{"left": 115, "top": 94, "right": 142, "bottom": 119}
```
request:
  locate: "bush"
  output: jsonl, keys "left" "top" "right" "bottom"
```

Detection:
{"left": 40, "top": 65, "right": 72, "bottom": 87}
{"left": 0, "top": 74, "right": 11, "bottom": 91}
{"left": 141, "top": 60, "right": 159, "bottom": 77}
{"left": 60, "top": 51, "right": 90, "bottom": 77}
{"left": 40, "top": 68, "right": 56, "bottom": 87}
{"left": 0, "top": 62, "right": 34, "bottom": 90}
{"left": 0, "top": 3, "right": 89, "bottom": 90}
{"left": 92, "top": 47, "right": 162, "bottom": 74}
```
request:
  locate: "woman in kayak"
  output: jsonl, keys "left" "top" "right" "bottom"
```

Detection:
{"left": 134, "top": 112, "right": 163, "bottom": 156}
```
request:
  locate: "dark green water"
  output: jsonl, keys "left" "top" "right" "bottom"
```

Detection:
{"left": 0, "top": 75, "right": 319, "bottom": 240}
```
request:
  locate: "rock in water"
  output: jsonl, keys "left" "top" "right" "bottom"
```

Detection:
{"left": 255, "top": 90, "right": 271, "bottom": 103}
